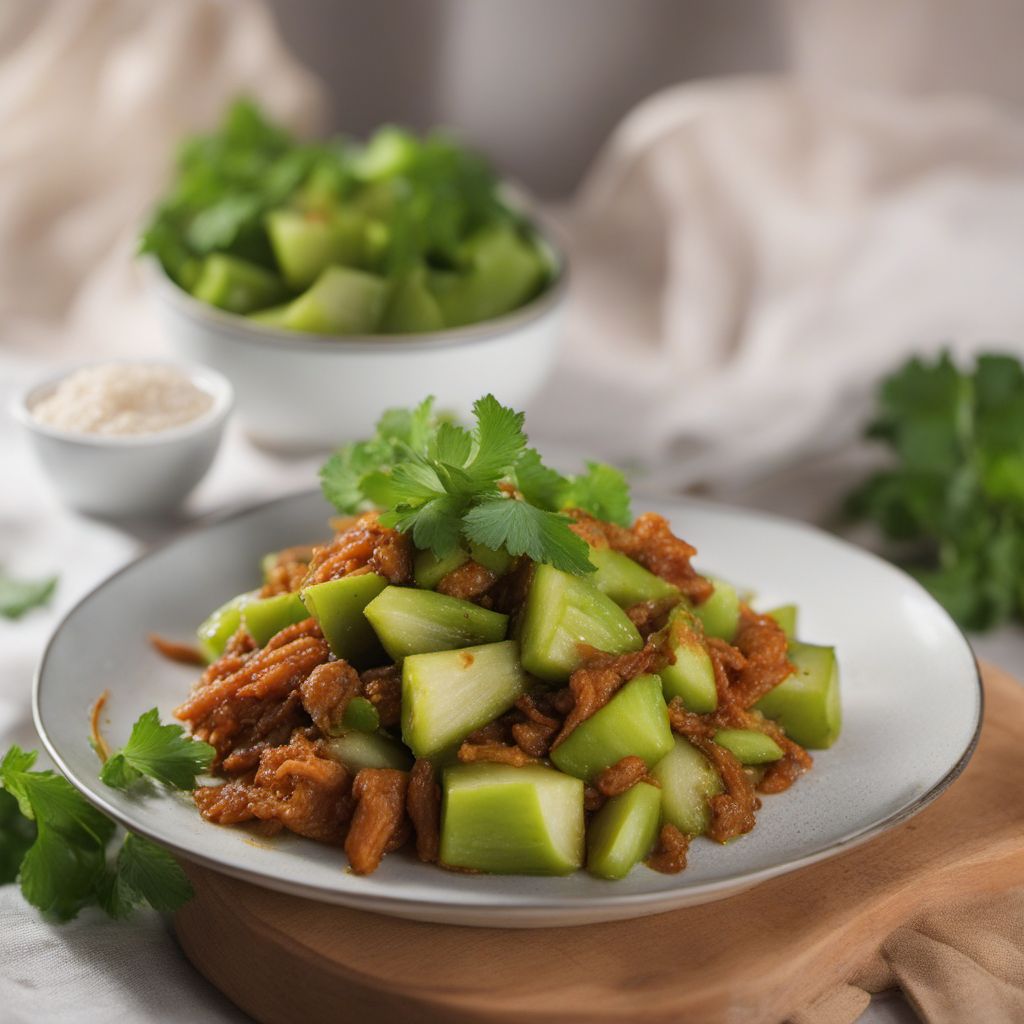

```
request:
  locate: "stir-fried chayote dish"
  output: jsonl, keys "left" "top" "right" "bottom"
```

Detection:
{"left": 170, "top": 397, "right": 840, "bottom": 879}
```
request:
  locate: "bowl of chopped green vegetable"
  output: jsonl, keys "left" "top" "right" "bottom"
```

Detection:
{"left": 141, "top": 101, "right": 566, "bottom": 450}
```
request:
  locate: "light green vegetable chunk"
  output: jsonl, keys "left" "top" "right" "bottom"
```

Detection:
{"left": 754, "top": 641, "right": 841, "bottom": 749}
{"left": 340, "top": 696, "right": 380, "bottom": 734}
{"left": 300, "top": 573, "right": 388, "bottom": 666}
{"left": 659, "top": 608, "right": 717, "bottom": 713}
{"left": 691, "top": 577, "right": 740, "bottom": 641}
{"left": 520, "top": 564, "right": 642, "bottom": 683}
{"left": 196, "top": 591, "right": 255, "bottom": 663}
{"left": 241, "top": 592, "right": 308, "bottom": 647}
{"left": 324, "top": 731, "right": 413, "bottom": 772}
{"left": 190, "top": 254, "right": 286, "bottom": 314}
{"left": 379, "top": 270, "right": 444, "bottom": 333}
{"left": 550, "top": 674, "right": 674, "bottom": 782}
{"left": 651, "top": 736, "right": 724, "bottom": 836}
{"left": 586, "top": 781, "right": 661, "bottom": 880}
{"left": 588, "top": 548, "right": 678, "bottom": 608}
{"left": 713, "top": 729, "right": 784, "bottom": 765}
{"left": 402, "top": 640, "right": 526, "bottom": 758}
{"left": 413, "top": 548, "right": 469, "bottom": 590}
{"left": 765, "top": 604, "right": 798, "bottom": 640}
{"left": 278, "top": 265, "right": 387, "bottom": 334}
{"left": 265, "top": 208, "right": 364, "bottom": 289}
{"left": 352, "top": 126, "right": 419, "bottom": 181}
{"left": 363, "top": 586, "right": 508, "bottom": 661}
{"left": 440, "top": 763, "right": 584, "bottom": 875}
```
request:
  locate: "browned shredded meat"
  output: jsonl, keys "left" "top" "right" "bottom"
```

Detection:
{"left": 626, "top": 597, "right": 679, "bottom": 638}
{"left": 457, "top": 741, "right": 539, "bottom": 766}
{"left": 303, "top": 513, "right": 413, "bottom": 587}
{"left": 217, "top": 690, "right": 307, "bottom": 774}
{"left": 195, "top": 733, "right": 353, "bottom": 844}
{"left": 488, "top": 558, "right": 534, "bottom": 617}
{"left": 465, "top": 718, "right": 514, "bottom": 745}
{"left": 407, "top": 759, "right": 440, "bottom": 863}
{"left": 511, "top": 720, "right": 557, "bottom": 758}
{"left": 148, "top": 634, "right": 206, "bottom": 666}
{"left": 646, "top": 824, "right": 691, "bottom": 874}
{"left": 360, "top": 665, "right": 402, "bottom": 727}
{"left": 436, "top": 560, "right": 498, "bottom": 602}
{"left": 552, "top": 635, "right": 669, "bottom": 748}
{"left": 260, "top": 544, "right": 316, "bottom": 597}
{"left": 345, "top": 768, "right": 409, "bottom": 875}
{"left": 299, "top": 660, "right": 361, "bottom": 735}
{"left": 594, "top": 755, "right": 650, "bottom": 797}
{"left": 583, "top": 786, "right": 606, "bottom": 813}
{"left": 224, "top": 628, "right": 256, "bottom": 658}
{"left": 692, "top": 736, "right": 760, "bottom": 843}
{"left": 729, "top": 608, "right": 794, "bottom": 708}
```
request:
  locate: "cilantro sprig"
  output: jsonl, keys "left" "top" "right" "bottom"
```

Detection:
{"left": 846, "top": 351, "right": 1024, "bottom": 630}
{"left": 0, "top": 570, "right": 57, "bottom": 619}
{"left": 320, "top": 395, "right": 632, "bottom": 573}
{"left": 0, "top": 746, "right": 194, "bottom": 921}
{"left": 100, "top": 709, "right": 215, "bottom": 791}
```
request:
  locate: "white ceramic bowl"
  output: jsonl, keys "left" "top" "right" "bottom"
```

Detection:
{"left": 145, "top": 232, "right": 567, "bottom": 451}
{"left": 13, "top": 361, "right": 233, "bottom": 518}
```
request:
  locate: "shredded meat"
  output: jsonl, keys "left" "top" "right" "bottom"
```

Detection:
{"left": 466, "top": 718, "right": 514, "bottom": 745}
{"left": 583, "top": 786, "right": 606, "bottom": 813}
{"left": 729, "top": 608, "right": 794, "bottom": 708}
{"left": 148, "top": 634, "right": 206, "bottom": 666}
{"left": 299, "top": 660, "right": 361, "bottom": 735}
{"left": 195, "top": 733, "right": 353, "bottom": 843}
{"left": 345, "top": 768, "right": 409, "bottom": 875}
{"left": 260, "top": 545, "right": 316, "bottom": 597}
{"left": 553, "top": 635, "right": 669, "bottom": 748}
{"left": 303, "top": 513, "right": 413, "bottom": 587}
{"left": 360, "top": 665, "right": 402, "bottom": 728}
{"left": 488, "top": 558, "right": 534, "bottom": 617}
{"left": 693, "top": 736, "right": 760, "bottom": 843}
{"left": 569, "top": 511, "right": 713, "bottom": 604}
{"left": 626, "top": 597, "right": 679, "bottom": 638}
{"left": 224, "top": 628, "right": 256, "bottom": 658}
{"left": 407, "top": 759, "right": 440, "bottom": 863}
{"left": 594, "top": 755, "right": 650, "bottom": 797}
{"left": 436, "top": 560, "right": 497, "bottom": 602}
{"left": 216, "top": 690, "right": 307, "bottom": 774}
{"left": 457, "top": 741, "right": 538, "bottom": 766}
{"left": 646, "top": 824, "right": 691, "bottom": 874}
{"left": 510, "top": 694, "right": 561, "bottom": 758}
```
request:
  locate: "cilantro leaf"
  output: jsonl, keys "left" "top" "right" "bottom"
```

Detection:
{"left": 0, "top": 571, "right": 57, "bottom": 619}
{"left": 562, "top": 462, "right": 633, "bottom": 527}
{"left": 97, "top": 833, "right": 194, "bottom": 919}
{"left": 100, "top": 709, "right": 215, "bottom": 791}
{"left": 0, "top": 787, "right": 35, "bottom": 885}
{"left": 463, "top": 497, "right": 595, "bottom": 574}
{"left": 1, "top": 746, "right": 115, "bottom": 920}
{"left": 513, "top": 448, "right": 570, "bottom": 510}
{"left": 464, "top": 394, "right": 526, "bottom": 483}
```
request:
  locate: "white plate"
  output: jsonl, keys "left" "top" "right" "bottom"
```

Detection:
{"left": 35, "top": 490, "right": 981, "bottom": 928}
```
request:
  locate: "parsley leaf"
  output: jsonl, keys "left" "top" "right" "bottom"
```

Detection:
{"left": 0, "top": 787, "right": 35, "bottom": 885}
{"left": 846, "top": 351, "right": 1024, "bottom": 630}
{"left": 1, "top": 746, "right": 115, "bottom": 920}
{"left": 100, "top": 709, "right": 215, "bottom": 791}
{"left": 0, "top": 571, "right": 57, "bottom": 619}
{"left": 320, "top": 395, "right": 633, "bottom": 573}
{"left": 97, "top": 833, "right": 194, "bottom": 919}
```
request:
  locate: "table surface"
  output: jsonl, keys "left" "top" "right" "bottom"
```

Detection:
{"left": 0, "top": 380, "right": 1018, "bottom": 1024}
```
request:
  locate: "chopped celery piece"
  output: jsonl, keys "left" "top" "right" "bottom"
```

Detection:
{"left": 241, "top": 592, "right": 308, "bottom": 648}
{"left": 651, "top": 737, "right": 723, "bottom": 836}
{"left": 379, "top": 270, "right": 444, "bottom": 333}
{"left": 588, "top": 548, "right": 678, "bottom": 607}
{"left": 266, "top": 208, "right": 364, "bottom": 288}
{"left": 190, "top": 254, "right": 286, "bottom": 315}
{"left": 713, "top": 729, "right": 783, "bottom": 765}
{"left": 520, "top": 564, "right": 642, "bottom": 683}
{"left": 324, "top": 731, "right": 412, "bottom": 772}
{"left": 260, "top": 551, "right": 279, "bottom": 581}
{"left": 279, "top": 265, "right": 387, "bottom": 334}
{"left": 755, "top": 642, "right": 841, "bottom": 749}
{"left": 586, "top": 781, "right": 661, "bottom": 880}
{"left": 196, "top": 591, "right": 255, "bottom": 662}
{"left": 352, "top": 126, "right": 419, "bottom": 181}
{"left": 300, "top": 573, "right": 388, "bottom": 666}
{"left": 766, "top": 604, "right": 798, "bottom": 640}
{"left": 248, "top": 303, "right": 290, "bottom": 327}
{"left": 551, "top": 674, "right": 673, "bottom": 781}
{"left": 402, "top": 641, "right": 526, "bottom": 758}
{"left": 692, "top": 577, "right": 740, "bottom": 641}
{"left": 413, "top": 548, "right": 469, "bottom": 589}
{"left": 469, "top": 543, "right": 513, "bottom": 576}
{"left": 363, "top": 586, "right": 508, "bottom": 661}
{"left": 659, "top": 608, "right": 717, "bottom": 713}
{"left": 429, "top": 224, "right": 545, "bottom": 327}
{"left": 341, "top": 696, "right": 380, "bottom": 734}
{"left": 440, "top": 763, "right": 584, "bottom": 875}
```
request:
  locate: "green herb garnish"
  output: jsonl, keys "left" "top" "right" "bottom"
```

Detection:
{"left": 0, "top": 571, "right": 57, "bottom": 619}
{"left": 320, "top": 395, "right": 632, "bottom": 574}
{"left": 97, "top": 832, "right": 195, "bottom": 919}
{"left": 846, "top": 351, "right": 1024, "bottom": 630}
{"left": 100, "top": 708, "right": 215, "bottom": 791}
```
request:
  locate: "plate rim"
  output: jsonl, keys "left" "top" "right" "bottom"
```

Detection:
{"left": 33, "top": 488, "right": 984, "bottom": 920}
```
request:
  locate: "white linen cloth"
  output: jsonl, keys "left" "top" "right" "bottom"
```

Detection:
{"left": 2, "top": 3, "right": 1024, "bottom": 1023}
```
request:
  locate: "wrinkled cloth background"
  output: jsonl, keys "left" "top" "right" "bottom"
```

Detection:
{"left": 1, "top": 2, "right": 1023, "bottom": 1022}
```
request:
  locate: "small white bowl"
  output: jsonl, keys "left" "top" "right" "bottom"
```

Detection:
{"left": 144, "top": 229, "right": 567, "bottom": 451}
{"left": 12, "top": 361, "right": 233, "bottom": 518}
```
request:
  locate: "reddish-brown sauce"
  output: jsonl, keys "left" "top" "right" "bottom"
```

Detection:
{"left": 148, "top": 633, "right": 207, "bottom": 666}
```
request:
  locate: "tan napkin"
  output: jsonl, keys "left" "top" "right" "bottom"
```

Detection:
{"left": 791, "top": 889, "right": 1024, "bottom": 1024}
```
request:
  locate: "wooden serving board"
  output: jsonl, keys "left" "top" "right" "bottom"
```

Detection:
{"left": 175, "top": 663, "right": 1024, "bottom": 1024}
